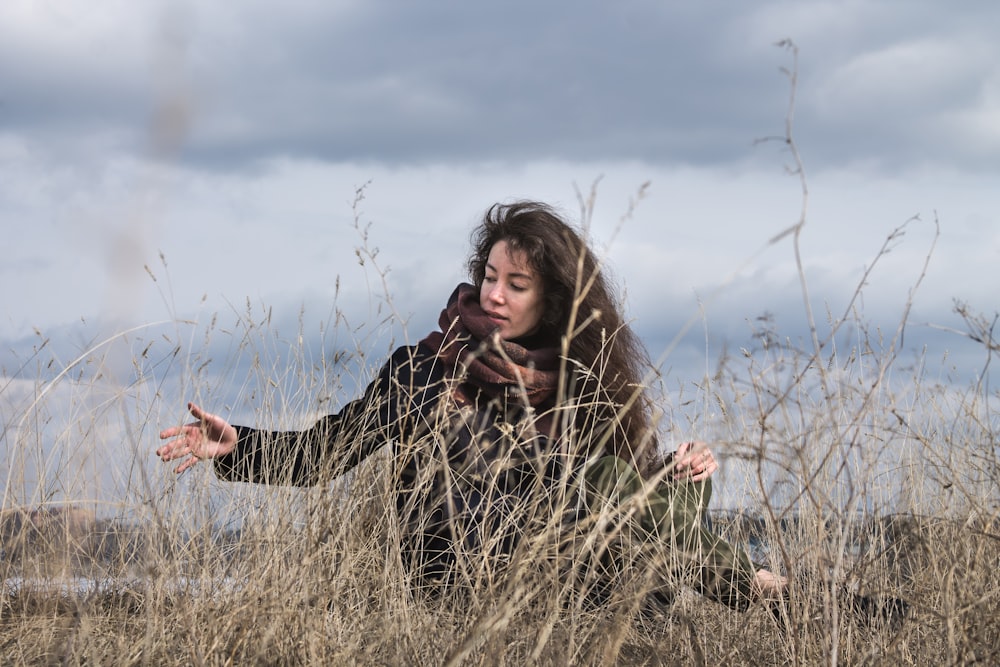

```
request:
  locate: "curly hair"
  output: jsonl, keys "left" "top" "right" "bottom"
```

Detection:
{"left": 467, "top": 201, "right": 661, "bottom": 474}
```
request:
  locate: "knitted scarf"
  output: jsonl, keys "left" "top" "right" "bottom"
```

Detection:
{"left": 420, "top": 284, "right": 560, "bottom": 432}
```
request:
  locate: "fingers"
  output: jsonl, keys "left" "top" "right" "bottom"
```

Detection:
{"left": 156, "top": 402, "right": 236, "bottom": 474}
{"left": 187, "top": 402, "right": 235, "bottom": 444}
{"left": 673, "top": 441, "right": 718, "bottom": 481}
{"left": 690, "top": 456, "right": 718, "bottom": 481}
{"left": 673, "top": 440, "right": 702, "bottom": 471}
{"left": 155, "top": 424, "right": 200, "bottom": 459}
{"left": 156, "top": 434, "right": 202, "bottom": 474}
{"left": 173, "top": 455, "right": 200, "bottom": 475}
{"left": 156, "top": 402, "right": 210, "bottom": 474}
{"left": 187, "top": 401, "right": 207, "bottom": 422}
{"left": 674, "top": 440, "right": 692, "bottom": 461}
{"left": 158, "top": 425, "right": 182, "bottom": 440}
{"left": 158, "top": 403, "right": 205, "bottom": 441}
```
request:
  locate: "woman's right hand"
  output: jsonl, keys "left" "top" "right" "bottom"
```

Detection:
{"left": 157, "top": 402, "right": 238, "bottom": 474}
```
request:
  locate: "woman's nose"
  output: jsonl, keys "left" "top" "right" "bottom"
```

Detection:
{"left": 489, "top": 284, "right": 505, "bottom": 304}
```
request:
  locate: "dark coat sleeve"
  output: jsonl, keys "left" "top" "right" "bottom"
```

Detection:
{"left": 212, "top": 344, "right": 442, "bottom": 486}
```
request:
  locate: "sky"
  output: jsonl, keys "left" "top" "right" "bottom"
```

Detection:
{"left": 1, "top": 1, "right": 998, "bottom": 513}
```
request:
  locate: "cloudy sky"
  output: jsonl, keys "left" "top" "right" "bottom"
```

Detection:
{"left": 2, "top": 1, "right": 998, "bottom": 511}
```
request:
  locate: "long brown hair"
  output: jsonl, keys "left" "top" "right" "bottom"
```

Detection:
{"left": 468, "top": 201, "right": 660, "bottom": 474}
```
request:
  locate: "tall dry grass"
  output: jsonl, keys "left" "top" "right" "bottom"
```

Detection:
{"left": 2, "top": 43, "right": 998, "bottom": 666}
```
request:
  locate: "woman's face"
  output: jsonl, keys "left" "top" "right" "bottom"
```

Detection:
{"left": 480, "top": 240, "right": 545, "bottom": 340}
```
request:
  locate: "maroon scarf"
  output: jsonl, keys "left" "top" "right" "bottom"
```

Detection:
{"left": 420, "top": 284, "right": 560, "bottom": 430}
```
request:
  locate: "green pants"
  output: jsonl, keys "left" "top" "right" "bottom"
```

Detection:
{"left": 584, "top": 455, "right": 757, "bottom": 611}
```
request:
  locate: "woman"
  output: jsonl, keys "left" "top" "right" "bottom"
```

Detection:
{"left": 157, "top": 201, "right": 786, "bottom": 610}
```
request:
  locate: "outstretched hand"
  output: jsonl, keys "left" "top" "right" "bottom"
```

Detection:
{"left": 157, "top": 402, "right": 237, "bottom": 474}
{"left": 673, "top": 440, "right": 719, "bottom": 482}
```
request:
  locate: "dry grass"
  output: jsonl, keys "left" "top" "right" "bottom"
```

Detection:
{"left": 2, "top": 501, "right": 998, "bottom": 665}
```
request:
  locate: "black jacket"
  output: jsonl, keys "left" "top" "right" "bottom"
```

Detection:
{"left": 213, "top": 343, "right": 584, "bottom": 583}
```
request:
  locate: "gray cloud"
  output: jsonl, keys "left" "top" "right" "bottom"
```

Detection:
{"left": 3, "top": 2, "right": 997, "bottom": 171}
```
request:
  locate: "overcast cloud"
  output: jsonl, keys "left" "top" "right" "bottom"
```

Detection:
{"left": 2, "top": 1, "right": 998, "bottom": 511}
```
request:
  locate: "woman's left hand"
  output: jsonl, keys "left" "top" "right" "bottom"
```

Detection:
{"left": 673, "top": 440, "right": 718, "bottom": 482}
